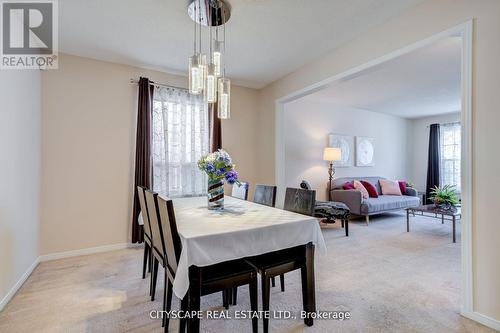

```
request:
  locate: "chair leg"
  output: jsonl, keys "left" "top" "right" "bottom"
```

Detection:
{"left": 162, "top": 270, "right": 167, "bottom": 327}
{"left": 249, "top": 276, "right": 258, "bottom": 333}
{"left": 151, "top": 258, "right": 159, "bottom": 301}
{"left": 148, "top": 247, "right": 153, "bottom": 273}
{"left": 341, "top": 219, "right": 344, "bottom": 228}
{"left": 232, "top": 286, "right": 238, "bottom": 305}
{"left": 179, "top": 296, "right": 188, "bottom": 333}
{"left": 142, "top": 243, "right": 149, "bottom": 279}
{"left": 365, "top": 215, "right": 370, "bottom": 225}
{"left": 223, "top": 290, "right": 229, "bottom": 309}
{"left": 262, "top": 273, "right": 271, "bottom": 333}
{"left": 271, "top": 276, "right": 276, "bottom": 287}
{"left": 280, "top": 274, "right": 285, "bottom": 292}
{"left": 345, "top": 219, "right": 349, "bottom": 237}
{"left": 163, "top": 277, "right": 173, "bottom": 331}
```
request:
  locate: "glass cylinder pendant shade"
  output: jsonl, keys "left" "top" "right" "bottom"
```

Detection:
{"left": 205, "top": 64, "right": 217, "bottom": 103}
{"left": 218, "top": 77, "right": 230, "bottom": 119}
{"left": 199, "top": 53, "right": 207, "bottom": 92}
{"left": 189, "top": 54, "right": 202, "bottom": 94}
{"left": 212, "top": 40, "right": 222, "bottom": 76}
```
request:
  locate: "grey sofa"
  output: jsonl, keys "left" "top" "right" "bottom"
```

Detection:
{"left": 330, "top": 176, "right": 420, "bottom": 224}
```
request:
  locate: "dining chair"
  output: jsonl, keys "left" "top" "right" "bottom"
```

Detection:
{"left": 136, "top": 186, "right": 153, "bottom": 294}
{"left": 246, "top": 187, "right": 316, "bottom": 333}
{"left": 231, "top": 181, "right": 249, "bottom": 200}
{"left": 253, "top": 184, "right": 277, "bottom": 207}
{"left": 147, "top": 191, "right": 259, "bottom": 333}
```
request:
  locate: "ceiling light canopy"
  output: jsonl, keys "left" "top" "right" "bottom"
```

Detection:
{"left": 188, "top": 0, "right": 231, "bottom": 119}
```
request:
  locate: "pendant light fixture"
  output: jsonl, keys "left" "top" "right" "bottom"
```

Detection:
{"left": 188, "top": 0, "right": 231, "bottom": 119}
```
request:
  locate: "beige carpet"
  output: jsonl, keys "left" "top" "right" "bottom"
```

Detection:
{"left": 0, "top": 212, "right": 495, "bottom": 333}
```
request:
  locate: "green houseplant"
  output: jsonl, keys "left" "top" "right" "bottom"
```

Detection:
{"left": 429, "top": 185, "right": 460, "bottom": 209}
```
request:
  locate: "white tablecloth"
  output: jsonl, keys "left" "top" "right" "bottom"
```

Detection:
{"left": 169, "top": 196, "right": 327, "bottom": 299}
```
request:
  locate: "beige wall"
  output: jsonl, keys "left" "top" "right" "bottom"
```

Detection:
{"left": 256, "top": 0, "right": 500, "bottom": 321}
{"left": 284, "top": 98, "right": 410, "bottom": 201}
{"left": 0, "top": 70, "right": 41, "bottom": 308}
{"left": 40, "top": 53, "right": 258, "bottom": 255}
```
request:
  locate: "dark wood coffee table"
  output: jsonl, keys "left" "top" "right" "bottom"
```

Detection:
{"left": 406, "top": 205, "right": 461, "bottom": 243}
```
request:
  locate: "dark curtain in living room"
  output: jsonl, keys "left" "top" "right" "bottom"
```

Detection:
{"left": 209, "top": 102, "right": 222, "bottom": 152}
{"left": 131, "top": 77, "right": 154, "bottom": 243}
{"left": 426, "top": 123, "right": 441, "bottom": 204}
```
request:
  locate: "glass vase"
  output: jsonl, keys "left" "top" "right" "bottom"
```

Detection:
{"left": 207, "top": 178, "right": 224, "bottom": 210}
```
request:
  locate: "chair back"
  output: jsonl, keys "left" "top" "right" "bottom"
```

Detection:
{"left": 144, "top": 190, "right": 165, "bottom": 259}
{"left": 283, "top": 187, "right": 316, "bottom": 216}
{"left": 253, "top": 184, "right": 277, "bottom": 207}
{"left": 231, "top": 182, "right": 249, "bottom": 200}
{"left": 136, "top": 186, "right": 152, "bottom": 240}
{"left": 157, "top": 196, "right": 182, "bottom": 275}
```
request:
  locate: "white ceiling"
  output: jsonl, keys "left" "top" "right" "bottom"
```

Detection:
{"left": 59, "top": 0, "right": 426, "bottom": 88}
{"left": 304, "top": 36, "right": 462, "bottom": 119}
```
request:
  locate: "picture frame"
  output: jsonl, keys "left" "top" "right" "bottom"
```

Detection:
{"left": 356, "top": 136, "right": 375, "bottom": 167}
{"left": 328, "top": 134, "right": 354, "bottom": 167}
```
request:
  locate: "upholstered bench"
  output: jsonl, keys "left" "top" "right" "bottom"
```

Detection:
{"left": 300, "top": 181, "right": 351, "bottom": 236}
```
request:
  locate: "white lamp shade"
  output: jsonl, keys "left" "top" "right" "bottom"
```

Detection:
{"left": 323, "top": 147, "right": 342, "bottom": 161}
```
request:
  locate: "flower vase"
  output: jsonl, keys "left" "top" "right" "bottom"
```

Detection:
{"left": 207, "top": 178, "right": 224, "bottom": 210}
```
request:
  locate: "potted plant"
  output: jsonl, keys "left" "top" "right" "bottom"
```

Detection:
{"left": 197, "top": 149, "right": 240, "bottom": 210}
{"left": 429, "top": 185, "right": 460, "bottom": 210}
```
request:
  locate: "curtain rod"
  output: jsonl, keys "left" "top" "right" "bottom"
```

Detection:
{"left": 426, "top": 121, "right": 461, "bottom": 128}
{"left": 129, "top": 78, "right": 188, "bottom": 91}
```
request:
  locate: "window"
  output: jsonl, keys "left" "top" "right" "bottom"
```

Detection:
{"left": 152, "top": 86, "right": 209, "bottom": 197}
{"left": 440, "top": 122, "right": 461, "bottom": 192}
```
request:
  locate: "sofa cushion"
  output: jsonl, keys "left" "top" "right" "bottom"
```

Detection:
{"left": 379, "top": 179, "right": 402, "bottom": 196}
{"left": 360, "top": 195, "right": 420, "bottom": 214}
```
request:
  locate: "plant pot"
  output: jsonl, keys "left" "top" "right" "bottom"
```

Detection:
{"left": 207, "top": 178, "right": 224, "bottom": 210}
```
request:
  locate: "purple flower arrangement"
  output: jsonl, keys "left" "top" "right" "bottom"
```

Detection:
{"left": 197, "top": 149, "right": 240, "bottom": 185}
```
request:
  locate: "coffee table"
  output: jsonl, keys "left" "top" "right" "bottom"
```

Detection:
{"left": 406, "top": 205, "right": 461, "bottom": 243}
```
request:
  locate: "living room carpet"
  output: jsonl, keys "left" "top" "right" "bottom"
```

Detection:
{"left": 0, "top": 212, "right": 494, "bottom": 332}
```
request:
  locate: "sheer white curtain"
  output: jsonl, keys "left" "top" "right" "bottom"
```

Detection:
{"left": 440, "top": 122, "right": 461, "bottom": 192}
{"left": 152, "top": 86, "right": 208, "bottom": 197}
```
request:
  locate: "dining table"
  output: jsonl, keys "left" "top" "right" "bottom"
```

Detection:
{"left": 159, "top": 195, "right": 327, "bottom": 332}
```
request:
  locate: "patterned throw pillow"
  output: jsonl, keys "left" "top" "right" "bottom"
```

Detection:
{"left": 353, "top": 180, "right": 369, "bottom": 199}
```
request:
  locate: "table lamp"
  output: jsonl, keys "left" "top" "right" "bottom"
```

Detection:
{"left": 323, "top": 147, "right": 342, "bottom": 200}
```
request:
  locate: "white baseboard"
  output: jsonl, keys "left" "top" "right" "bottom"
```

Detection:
{"left": 1, "top": 242, "right": 142, "bottom": 312}
{"left": 0, "top": 257, "right": 40, "bottom": 312}
{"left": 39, "top": 242, "right": 141, "bottom": 262}
{"left": 462, "top": 310, "right": 500, "bottom": 331}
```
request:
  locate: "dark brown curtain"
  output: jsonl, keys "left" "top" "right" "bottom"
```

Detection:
{"left": 426, "top": 123, "right": 441, "bottom": 204}
{"left": 131, "top": 77, "right": 154, "bottom": 243}
{"left": 208, "top": 103, "right": 222, "bottom": 152}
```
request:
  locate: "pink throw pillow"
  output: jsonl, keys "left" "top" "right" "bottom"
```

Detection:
{"left": 398, "top": 181, "right": 407, "bottom": 195}
{"left": 343, "top": 182, "right": 355, "bottom": 190}
{"left": 353, "top": 180, "right": 369, "bottom": 199}
{"left": 379, "top": 179, "right": 402, "bottom": 196}
{"left": 361, "top": 180, "right": 379, "bottom": 198}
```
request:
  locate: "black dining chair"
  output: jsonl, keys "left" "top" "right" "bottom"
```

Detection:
{"left": 246, "top": 187, "right": 316, "bottom": 333}
{"left": 147, "top": 191, "right": 259, "bottom": 333}
{"left": 253, "top": 184, "right": 277, "bottom": 207}
{"left": 137, "top": 186, "right": 154, "bottom": 294}
{"left": 231, "top": 181, "right": 249, "bottom": 200}
{"left": 253, "top": 184, "right": 282, "bottom": 290}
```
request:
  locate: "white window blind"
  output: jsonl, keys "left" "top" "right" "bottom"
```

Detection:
{"left": 440, "top": 122, "right": 461, "bottom": 192}
{"left": 152, "top": 86, "right": 208, "bottom": 197}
